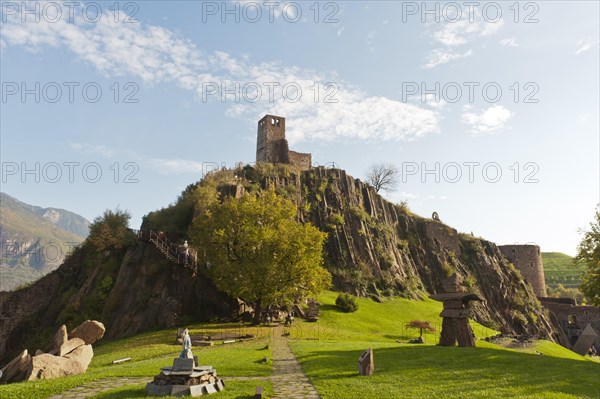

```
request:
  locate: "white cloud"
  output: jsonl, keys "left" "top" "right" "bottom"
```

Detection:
{"left": 499, "top": 37, "right": 519, "bottom": 47}
{"left": 68, "top": 143, "right": 116, "bottom": 157}
{"left": 423, "top": 49, "right": 473, "bottom": 69}
{"left": 461, "top": 105, "right": 513, "bottom": 135}
{"left": 407, "top": 93, "right": 448, "bottom": 109}
{"left": 3, "top": 5, "right": 440, "bottom": 144}
{"left": 575, "top": 37, "right": 599, "bottom": 55}
{"left": 366, "top": 30, "right": 379, "bottom": 51}
{"left": 69, "top": 142, "right": 214, "bottom": 176}
{"left": 423, "top": 16, "right": 503, "bottom": 68}
{"left": 432, "top": 20, "right": 503, "bottom": 47}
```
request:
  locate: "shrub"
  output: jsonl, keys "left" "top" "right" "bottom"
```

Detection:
{"left": 336, "top": 293, "right": 359, "bottom": 313}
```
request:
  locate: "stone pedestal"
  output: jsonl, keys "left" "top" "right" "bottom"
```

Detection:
{"left": 146, "top": 358, "right": 225, "bottom": 397}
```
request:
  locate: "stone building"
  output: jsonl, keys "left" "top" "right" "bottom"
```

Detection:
{"left": 499, "top": 244, "right": 547, "bottom": 297}
{"left": 256, "top": 115, "right": 311, "bottom": 170}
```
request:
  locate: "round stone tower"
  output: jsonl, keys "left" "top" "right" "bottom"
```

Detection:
{"left": 498, "top": 244, "right": 546, "bottom": 297}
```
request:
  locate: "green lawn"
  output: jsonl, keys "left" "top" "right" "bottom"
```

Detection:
{"left": 288, "top": 291, "right": 600, "bottom": 399}
{"left": 0, "top": 324, "right": 274, "bottom": 399}
{"left": 1, "top": 291, "right": 598, "bottom": 399}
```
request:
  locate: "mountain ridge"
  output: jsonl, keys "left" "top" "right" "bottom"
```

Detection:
{"left": 0, "top": 192, "right": 90, "bottom": 291}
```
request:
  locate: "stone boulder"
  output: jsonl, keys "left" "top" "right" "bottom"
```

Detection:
{"left": 0, "top": 320, "right": 103, "bottom": 384}
{"left": 69, "top": 320, "right": 105, "bottom": 344}
{"left": 0, "top": 350, "right": 31, "bottom": 383}
{"left": 58, "top": 338, "right": 85, "bottom": 357}
{"left": 52, "top": 325, "right": 68, "bottom": 353}
{"left": 64, "top": 344, "right": 94, "bottom": 370}
{"left": 27, "top": 345, "right": 93, "bottom": 380}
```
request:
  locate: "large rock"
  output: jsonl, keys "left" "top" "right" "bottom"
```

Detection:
{"left": 69, "top": 320, "right": 105, "bottom": 344}
{"left": 52, "top": 325, "right": 68, "bottom": 353}
{"left": 64, "top": 344, "right": 94, "bottom": 371}
{"left": 59, "top": 337, "right": 85, "bottom": 357}
{"left": 27, "top": 345, "right": 93, "bottom": 380}
{"left": 0, "top": 349, "right": 32, "bottom": 383}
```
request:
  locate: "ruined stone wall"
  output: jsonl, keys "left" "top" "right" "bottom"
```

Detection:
{"left": 540, "top": 297, "right": 600, "bottom": 347}
{"left": 498, "top": 245, "right": 547, "bottom": 297}
{"left": 288, "top": 150, "right": 312, "bottom": 170}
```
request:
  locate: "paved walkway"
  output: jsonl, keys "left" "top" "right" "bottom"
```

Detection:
{"left": 270, "top": 326, "right": 321, "bottom": 399}
{"left": 46, "top": 377, "right": 147, "bottom": 399}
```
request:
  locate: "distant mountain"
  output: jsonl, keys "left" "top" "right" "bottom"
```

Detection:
{"left": 542, "top": 252, "right": 581, "bottom": 288}
{"left": 0, "top": 192, "right": 90, "bottom": 291}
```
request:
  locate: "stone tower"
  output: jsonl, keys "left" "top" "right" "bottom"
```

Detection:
{"left": 256, "top": 115, "right": 288, "bottom": 164}
{"left": 255, "top": 115, "right": 311, "bottom": 170}
{"left": 499, "top": 244, "right": 547, "bottom": 297}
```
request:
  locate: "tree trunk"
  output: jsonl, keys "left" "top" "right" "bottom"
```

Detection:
{"left": 252, "top": 302, "right": 262, "bottom": 325}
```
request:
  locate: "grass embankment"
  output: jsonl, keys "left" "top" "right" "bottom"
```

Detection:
{"left": 0, "top": 325, "right": 274, "bottom": 399}
{"left": 288, "top": 292, "right": 600, "bottom": 399}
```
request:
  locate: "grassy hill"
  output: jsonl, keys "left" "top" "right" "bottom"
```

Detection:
{"left": 542, "top": 252, "right": 581, "bottom": 288}
{"left": 0, "top": 292, "right": 597, "bottom": 399}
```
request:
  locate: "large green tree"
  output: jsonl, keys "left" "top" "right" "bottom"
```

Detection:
{"left": 576, "top": 206, "right": 600, "bottom": 305}
{"left": 190, "top": 188, "right": 331, "bottom": 323}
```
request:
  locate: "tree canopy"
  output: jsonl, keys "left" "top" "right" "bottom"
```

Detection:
{"left": 576, "top": 206, "right": 600, "bottom": 305}
{"left": 87, "top": 209, "right": 135, "bottom": 252}
{"left": 190, "top": 187, "right": 331, "bottom": 321}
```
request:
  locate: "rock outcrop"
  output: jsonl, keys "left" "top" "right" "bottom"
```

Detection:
{"left": 260, "top": 167, "right": 554, "bottom": 338}
{"left": 0, "top": 321, "right": 103, "bottom": 383}
{"left": 0, "top": 242, "right": 238, "bottom": 363}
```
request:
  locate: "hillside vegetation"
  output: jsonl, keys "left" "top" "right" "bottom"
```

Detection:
{"left": 542, "top": 252, "right": 581, "bottom": 288}
{"left": 0, "top": 292, "right": 597, "bottom": 399}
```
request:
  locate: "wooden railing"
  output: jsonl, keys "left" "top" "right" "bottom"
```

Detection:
{"left": 132, "top": 229, "right": 198, "bottom": 275}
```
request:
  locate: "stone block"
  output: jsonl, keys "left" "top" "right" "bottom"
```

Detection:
{"left": 358, "top": 348, "right": 374, "bottom": 376}
{"left": 572, "top": 324, "right": 599, "bottom": 356}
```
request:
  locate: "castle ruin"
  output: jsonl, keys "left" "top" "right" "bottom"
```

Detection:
{"left": 256, "top": 115, "right": 311, "bottom": 170}
{"left": 499, "top": 244, "right": 547, "bottom": 297}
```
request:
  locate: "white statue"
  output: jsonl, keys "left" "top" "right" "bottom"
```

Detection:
{"left": 179, "top": 328, "right": 193, "bottom": 359}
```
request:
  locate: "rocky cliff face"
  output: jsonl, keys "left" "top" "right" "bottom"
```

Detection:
{"left": 0, "top": 166, "right": 554, "bottom": 362}
{"left": 261, "top": 167, "right": 553, "bottom": 338}
{"left": 0, "top": 241, "right": 236, "bottom": 363}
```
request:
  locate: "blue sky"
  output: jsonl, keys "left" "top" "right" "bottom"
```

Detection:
{"left": 1, "top": 1, "right": 598, "bottom": 255}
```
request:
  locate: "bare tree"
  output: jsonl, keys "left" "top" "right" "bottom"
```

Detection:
{"left": 365, "top": 163, "right": 399, "bottom": 193}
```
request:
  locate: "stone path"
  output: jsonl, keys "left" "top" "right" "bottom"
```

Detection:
{"left": 46, "top": 377, "right": 147, "bottom": 399}
{"left": 270, "top": 326, "right": 321, "bottom": 399}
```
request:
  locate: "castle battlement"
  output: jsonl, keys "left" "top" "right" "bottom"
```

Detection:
{"left": 256, "top": 115, "right": 311, "bottom": 170}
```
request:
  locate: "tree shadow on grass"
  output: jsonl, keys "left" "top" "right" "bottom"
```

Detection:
{"left": 320, "top": 304, "right": 343, "bottom": 313}
{"left": 294, "top": 344, "right": 600, "bottom": 399}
